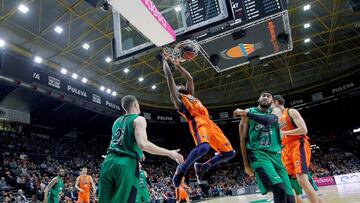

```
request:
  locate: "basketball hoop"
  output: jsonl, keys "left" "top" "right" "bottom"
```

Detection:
{"left": 164, "top": 39, "right": 200, "bottom": 62}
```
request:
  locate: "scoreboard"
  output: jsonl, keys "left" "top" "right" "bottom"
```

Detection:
{"left": 230, "top": 0, "right": 287, "bottom": 25}
{"left": 186, "top": 0, "right": 223, "bottom": 26}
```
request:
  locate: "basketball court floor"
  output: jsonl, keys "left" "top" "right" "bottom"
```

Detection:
{"left": 200, "top": 183, "right": 360, "bottom": 203}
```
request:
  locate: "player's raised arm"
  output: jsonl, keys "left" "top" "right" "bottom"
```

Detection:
{"left": 172, "top": 60, "right": 194, "bottom": 95}
{"left": 162, "top": 52, "right": 181, "bottom": 109}
{"left": 234, "top": 108, "right": 279, "bottom": 125}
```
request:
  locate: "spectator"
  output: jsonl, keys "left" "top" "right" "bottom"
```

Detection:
{"left": 0, "top": 177, "right": 7, "bottom": 189}
{"left": 15, "top": 189, "right": 27, "bottom": 203}
{"left": 19, "top": 153, "right": 27, "bottom": 160}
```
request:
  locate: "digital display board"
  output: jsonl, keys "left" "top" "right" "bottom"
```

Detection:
{"left": 199, "top": 11, "right": 292, "bottom": 72}
{"left": 230, "top": 0, "right": 286, "bottom": 25}
{"left": 186, "top": 0, "right": 222, "bottom": 26}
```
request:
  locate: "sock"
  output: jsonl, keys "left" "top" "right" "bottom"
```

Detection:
{"left": 272, "top": 183, "right": 287, "bottom": 203}
{"left": 202, "top": 150, "right": 235, "bottom": 171}
{"left": 287, "top": 195, "right": 295, "bottom": 203}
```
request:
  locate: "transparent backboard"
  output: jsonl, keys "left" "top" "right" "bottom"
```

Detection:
{"left": 112, "top": 0, "right": 229, "bottom": 63}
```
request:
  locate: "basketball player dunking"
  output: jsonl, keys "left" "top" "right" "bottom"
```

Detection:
{"left": 75, "top": 167, "right": 96, "bottom": 203}
{"left": 273, "top": 95, "right": 323, "bottom": 203}
{"left": 162, "top": 49, "right": 235, "bottom": 187}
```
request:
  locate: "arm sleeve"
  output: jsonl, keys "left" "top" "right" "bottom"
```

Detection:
{"left": 247, "top": 112, "right": 278, "bottom": 125}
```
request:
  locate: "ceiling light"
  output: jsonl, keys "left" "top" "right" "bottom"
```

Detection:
{"left": 105, "top": 57, "right": 112, "bottom": 63}
{"left": 123, "top": 68, "right": 129, "bottom": 73}
{"left": 304, "top": 38, "right": 311, "bottom": 43}
{"left": 81, "top": 77, "right": 88, "bottom": 83}
{"left": 151, "top": 85, "right": 157, "bottom": 90}
{"left": 82, "top": 43, "right": 90, "bottom": 50}
{"left": 303, "top": 4, "right": 310, "bottom": 11}
{"left": 138, "top": 77, "right": 144, "bottom": 82}
{"left": 60, "top": 68, "right": 68, "bottom": 74}
{"left": 72, "top": 73, "right": 78, "bottom": 79}
{"left": 112, "top": 91, "right": 117, "bottom": 96}
{"left": 175, "top": 6, "right": 182, "bottom": 12}
{"left": 18, "top": 4, "right": 29, "bottom": 14}
{"left": 106, "top": 88, "right": 111, "bottom": 94}
{"left": 304, "top": 23, "right": 310, "bottom": 29}
{"left": 34, "top": 56, "right": 43, "bottom": 64}
{"left": 54, "top": 26, "right": 63, "bottom": 34}
{"left": 100, "top": 86, "right": 105, "bottom": 91}
{"left": 0, "top": 39, "right": 5, "bottom": 48}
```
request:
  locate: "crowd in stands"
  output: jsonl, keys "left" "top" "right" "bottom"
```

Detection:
{"left": 312, "top": 148, "right": 360, "bottom": 178}
{"left": 0, "top": 132, "right": 102, "bottom": 203}
{"left": 1, "top": 126, "right": 360, "bottom": 202}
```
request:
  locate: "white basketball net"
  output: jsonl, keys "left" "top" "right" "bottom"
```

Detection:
{"left": 164, "top": 39, "right": 200, "bottom": 62}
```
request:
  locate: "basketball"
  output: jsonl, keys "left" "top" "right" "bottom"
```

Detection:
{"left": 179, "top": 43, "right": 198, "bottom": 61}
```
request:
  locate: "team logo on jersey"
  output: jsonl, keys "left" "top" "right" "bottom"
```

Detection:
{"left": 201, "top": 135, "right": 209, "bottom": 140}
{"left": 280, "top": 120, "right": 287, "bottom": 129}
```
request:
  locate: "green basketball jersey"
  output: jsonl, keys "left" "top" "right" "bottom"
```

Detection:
{"left": 49, "top": 176, "right": 64, "bottom": 197}
{"left": 139, "top": 170, "right": 148, "bottom": 188}
{"left": 246, "top": 107, "right": 282, "bottom": 153}
{"left": 107, "top": 114, "right": 143, "bottom": 159}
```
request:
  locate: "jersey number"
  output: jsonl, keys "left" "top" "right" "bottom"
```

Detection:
{"left": 114, "top": 128, "right": 124, "bottom": 146}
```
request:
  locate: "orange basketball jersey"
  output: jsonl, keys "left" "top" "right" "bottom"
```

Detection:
{"left": 280, "top": 108, "right": 309, "bottom": 145}
{"left": 178, "top": 93, "right": 209, "bottom": 119}
{"left": 178, "top": 93, "right": 233, "bottom": 152}
{"left": 79, "top": 175, "right": 91, "bottom": 191}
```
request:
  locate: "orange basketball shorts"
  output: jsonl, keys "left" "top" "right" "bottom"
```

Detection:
{"left": 77, "top": 191, "right": 90, "bottom": 203}
{"left": 176, "top": 188, "right": 188, "bottom": 201}
{"left": 188, "top": 116, "right": 233, "bottom": 152}
{"left": 282, "top": 137, "right": 311, "bottom": 176}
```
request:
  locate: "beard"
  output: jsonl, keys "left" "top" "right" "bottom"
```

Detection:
{"left": 259, "top": 101, "right": 271, "bottom": 109}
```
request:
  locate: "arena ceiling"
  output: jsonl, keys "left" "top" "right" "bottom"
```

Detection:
{"left": 0, "top": 0, "right": 359, "bottom": 109}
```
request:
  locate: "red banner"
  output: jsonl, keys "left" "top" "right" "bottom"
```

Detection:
{"left": 314, "top": 176, "right": 336, "bottom": 186}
